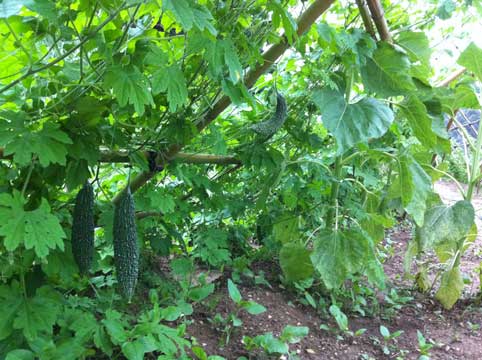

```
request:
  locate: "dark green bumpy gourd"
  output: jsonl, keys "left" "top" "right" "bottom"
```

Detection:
{"left": 113, "top": 187, "right": 139, "bottom": 300}
{"left": 71, "top": 182, "right": 95, "bottom": 274}
{"left": 250, "top": 93, "right": 288, "bottom": 139}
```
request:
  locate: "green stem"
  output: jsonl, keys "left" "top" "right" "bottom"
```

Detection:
{"left": 21, "top": 160, "right": 35, "bottom": 197}
{"left": 466, "top": 117, "right": 482, "bottom": 201}
{"left": 326, "top": 156, "right": 342, "bottom": 228}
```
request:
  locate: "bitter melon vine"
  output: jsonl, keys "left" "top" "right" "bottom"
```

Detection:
{"left": 113, "top": 186, "right": 139, "bottom": 300}
{"left": 250, "top": 92, "right": 288, "bottom": 139}
{"left": 71, "top": 182, "right": 95, "bottom": 274}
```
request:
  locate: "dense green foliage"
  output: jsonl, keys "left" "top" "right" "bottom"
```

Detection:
{"left": 0, "top": 0, "right": 481, "bottom": 358}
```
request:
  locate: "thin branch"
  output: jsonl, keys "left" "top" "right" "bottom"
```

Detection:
{"left": 101, "top": 150, "right": 241, "bottom": 165}
{"left": 355, "top": 0, "right": 376, "bottom": 39}
{"left": 366, "top": 0, "right": 391, "bottom": 42}
{"left": 0, "top": 147, "right": 241, "bottom": 165}
{"left": 112, "top": 0, "right": 336, "bottom": 204}
{"left": 0, "top": 6, "right": 125, "bottom": 95}
{"left": 437, "top": 67, "right": 466, "bottom": 87}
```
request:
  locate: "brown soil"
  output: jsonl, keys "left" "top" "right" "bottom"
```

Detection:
{"left": 187, "top": 181, "right": 482, "bottom": 359}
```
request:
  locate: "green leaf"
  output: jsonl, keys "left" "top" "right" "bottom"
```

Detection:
{"left": 389, "top": 153, "right": 432, "bottom": 226}
{"left": 0, "top": 282, "right": 23, "bottom": 340}
{"left": 457, "top": 42, "right": 482, "bottom": 82}
{"left": 440, "top": 85, "right": 480, "bottom": 114}
{"left": 227, "top": 279, "right": 242, "bottom": 304}
{"left": 311, "top": 228, "right": 383, "bottom": 289}
{"left": 279, "top": 243, "right": 314, "bottom": 282}
{"left": 122, "top": 340, "right": 146, "bottom": 360}
{"left": 0, "top": 192, "right": 66, "bottom": 257}
{"left": 150, "top": 190, "right": 176, "bottom": 214}
{"left": 379, "top": 325, "right": 390, "bottom": 338}
{"left": 329, "top": 305, "right": 348, "bottom": 331}
{"left": 312, "top": 88, "right": 394, "bottom": 154}
{"left": 280, "top": 325, "right": 309, "bottom": 344}
{"left": 419, "top": 200, "right": 474, "bottom": 254}
{"left": 437, "top": 0, "right": 456, "bottom": 19}
{"left": 223, "top": 38, "right": 243, "bottom": 83}
{"left": 253, "top": 333, "right": 289, "bottom": 354}
{"left": 0, "top": 0, "right": 23, "bottom": 18}
{"left": 435, "top": 267, "right": 463, "bottom": 309}
{"left": 188, "top": 283, "right": 215, "bottom": 302}
{"left": 272, "top": 216, "right": 298, "bottom": 244}
{"left": 401, "top": 96, "right": 437, "bottom": 149}
{"left": 163, "top": 0, "right": 216, "bottom": 35}
{"left": 361, "top": 42, "right": 416, "bottom": 97}
{"left": 102, "top": 310, "right": 128, "bottom": 345}
{"left": 396, "top": 31, "right": 431, "bottom": 66}
{"left": 13, "top": 286, "right": 62, "bottom": 341}
{"left": 104, "top": 65, "right": 154, "bottom": 115}
{"left": 268, "top": 1, "right": 297, "bottom": 44}
{"left": 5, "top": 349, "right": 35, "bottom": 360}
{"left": 405, "top": 161, "right": 432, "bottom": 226}
{"left": 152, "top": 65, "right": 188, "bottom": 112}
{"left": 0, "top": 116, "right": 72, "bottom": 167}
{"left": 241, "top": 301, "right": 266, "bottom": 315}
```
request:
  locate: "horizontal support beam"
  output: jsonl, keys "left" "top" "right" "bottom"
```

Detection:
{"left": 0, "top": 147, "right": 241, "bottom": 166}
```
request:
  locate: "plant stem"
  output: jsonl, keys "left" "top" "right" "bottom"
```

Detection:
{"left": 326, "top": 156, "right": 343, "bottom": 228}
{"left": 466, "top": 117, "right": 482, "bottom": 201}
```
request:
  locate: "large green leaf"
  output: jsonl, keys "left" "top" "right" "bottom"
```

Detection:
{"left": 163, "top": 0, "right": 217, "bottom": 35}
{"left": 389, "top": 153, "right": 432, "bottom": 226}
{"left": 396, "top": 31, "right": 432, "bottom": 81}
{"left": 396, "top": 31, "right": 431, "bottom": 66}
{"left": 7, "top": 286, "right": 62, "bottom": 341}
{"left": 361, "top": 42, "right": 416, "bottom": 97}
{"left": 279, "top": 243, "right": 314, "bottom": 282}
{"left": 439, "top": 85, "right": 480, "bottom": 115}
{"left": 152, "top": 65, "right": 188, "bottom": 112}
{"left": 418, "top": 200, "right": 474, "bottom": 252}
{"left": 0, "top": 114, "right": 72, "bottom": 167}
{"left": 457, "top": 42, "right": 482, "bottom": 82}
{"left": 272, "top": 215, "right": 299, "bottom": 244}
{"left": 312, "top": 88, "right": 393, "bottom": 154}
{"left": 0, "top": 192, "right": 66, "bottom": 258}
{"left": 104, "top": 65, "right": 154, "bottom": 116}
{"left": 311, "top": 228, "right": 383, "bottom": 289}
{"left": 401, "top": 96, "right": 437, "bottom": 149}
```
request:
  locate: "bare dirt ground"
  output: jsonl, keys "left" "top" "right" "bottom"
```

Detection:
{"left": 187, "top": 180, "right": 482, "bottom": 359}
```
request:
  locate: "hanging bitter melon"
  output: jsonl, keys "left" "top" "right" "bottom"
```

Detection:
{"left": 250, "top": 92, "right": 288, "bottom": 139}
{"left": 113, "top": 186, "right": 139, "bottom": 300}
{"left": 71, "top": 182, "right": 95, "bottom": 274}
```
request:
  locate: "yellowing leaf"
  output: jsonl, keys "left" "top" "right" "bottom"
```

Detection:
{"left": 435, "top": 267, "right": 463, "bottom": 309}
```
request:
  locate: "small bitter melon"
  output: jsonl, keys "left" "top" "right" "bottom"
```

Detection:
{"left": 113, "top": 186, "right": 139, "bottom": 300}
{"left": 71, "top": 182, "right": 95, "bottom": 274}
{"left": 250, "top": 93, "right": 288, "bottom": 139}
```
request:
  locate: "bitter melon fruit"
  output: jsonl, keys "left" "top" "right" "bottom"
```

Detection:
{"left": 113, "top": 187, "right": 139, "bottom": 300}
{"left": 250, "top": 93, "right": 288, "bottom": 139}
{"left": 71, "top": 182, "right": 95, "bottom": 274}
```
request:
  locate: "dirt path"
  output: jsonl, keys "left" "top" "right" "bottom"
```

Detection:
{"left": 188, "top": 180, "right": 482, "bottom": 359}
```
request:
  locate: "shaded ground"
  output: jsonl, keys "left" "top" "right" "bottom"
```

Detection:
{"left": 187, "top": 181, "right": 482, "bottom": 359}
